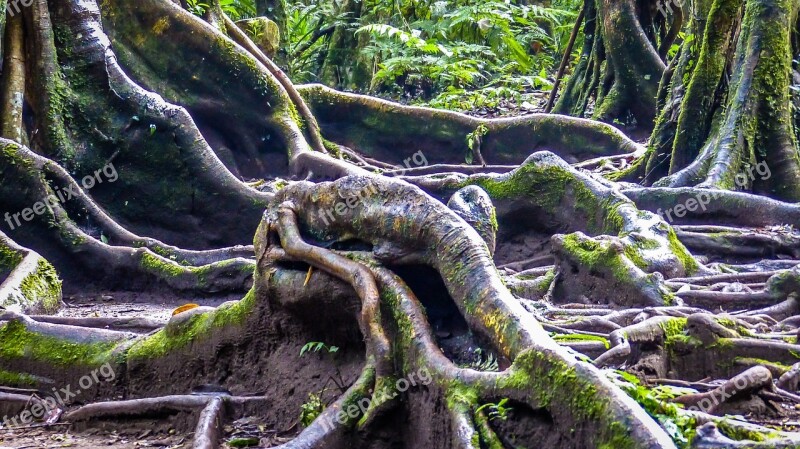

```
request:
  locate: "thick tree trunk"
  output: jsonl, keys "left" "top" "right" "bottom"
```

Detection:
{"left": 559, "top": 0, "right": 800, "bottom": 201}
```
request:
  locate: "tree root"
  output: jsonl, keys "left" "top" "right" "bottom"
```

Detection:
{"left": 1, "top": 141, "right": 255, "bottom": 294}
{"left": 0, "top": 231, "right": 61, "bottom": 313}
{"left": 298, "top": 84, "right": 644, "bottom": 166}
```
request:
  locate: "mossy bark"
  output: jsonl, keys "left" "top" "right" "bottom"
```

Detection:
{"left": 553, "top": 0, "right": 666, "bottom": 126}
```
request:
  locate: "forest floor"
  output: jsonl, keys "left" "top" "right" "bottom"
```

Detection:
{"left": 5, "top": 224, "right": 800, "bottom": 448}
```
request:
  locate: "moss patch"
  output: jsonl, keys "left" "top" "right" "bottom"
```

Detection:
{"left": 127, "top": 288, "right": 257, "bottom": 359}
{"left": 0, "top": 320, "right": 118, "bottom": 367}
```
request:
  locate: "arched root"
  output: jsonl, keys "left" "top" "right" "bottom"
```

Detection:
{"left": 298, "top": 84, "right": 643, "bottom": 167}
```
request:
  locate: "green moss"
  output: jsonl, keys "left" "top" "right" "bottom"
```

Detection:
{"left": 559, "top": 233, "right": 637, "bottom": 287}
{"left": 0, "top": 369, "right": 36, "bottom": 387}
{"left": 552, "top": 333, "right": 610, "bottom": 348}
{"left": 470, "top": 162, "right": 571, "bottom": 211}
{"left": 285, "top": 103, "right": 305, "bottom": 131}
{"left": 667, "top": 229, "right": 699, "bottom": 275}
{"left": 735, "top": 357, "right": 792, "bottom": 373}
{"left": 127, "top": 288, "right": 257, "bottom": 359}
{"left": 715, "top": 418, "right": 782, "bottom": 442}
{"left": 0, "top": 242, "right": 22, "bottom": 271}
{"left": 140, "top": 252, "right": 184, "bottom": 278}
{"left": 665, "top": 333, "right": 702, "bottom": 348}
{"left": 445, "top": 379, "right": 479, "bottom": 411}
{"left": 0, "top": 320, "right": 118, "bottom": 366}
{"left": 18, "top": 259, "right": 62, "bottom": 313}
{"left": 0, "top": 143, "right": 35, "bottom": 172}
{"left": 659, "top": 318, "right": 688, "bottom": 338}
{"left": 499, "top": 350, "right": 636, "bottom": 449}
{"left": 140, "top": 252, "right": 252, "bottom": 289}
{"left": 610, "top": 373, "right": 698, "bottom": 447}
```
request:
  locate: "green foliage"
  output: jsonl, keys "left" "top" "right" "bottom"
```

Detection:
{"left": 221, "top": 0, "right": 257, "bottom": 20}
{"left": 355, "top": 0, "right": 573, "bottom": 108}
{"left": 186, "top": 0, "right": 256, "bottom": 20}
{"left": 461, "top": 347, "right": 499, "bottom": 371}
{"left": 299, "top": 392, "right": 325, "bottom": 427}
{"left": 465, "top": 124, "right": 488, "bottom": 164}
{"left": 609, "top": 371, "right": 698, "bottom": 447}
{"left": 476, "top": 397, "right": 512, "bottom": 421}
{"left": 285, "top": 1, "right": 354, "bottom": 82}
{"left": 300, "top": 341, "right": 340, "bottom": 356}
{"left": 190, "top": 0, "right": 583, "bottom": 112}
{"left": 186, "top": 0, "right": 210, "bottom": 16}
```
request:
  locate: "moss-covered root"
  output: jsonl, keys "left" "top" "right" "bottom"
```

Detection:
{"left": 0, "top": 311, "right": 131, "bottom": 393}
{"left": 29, "top": 0, "right": 272, "bottom": 247}
{"left": 268, "top": 175, "right": 542, "bottom": 359}
{"left": 99, "top": 0, "right": 314, "bottom": 163}
{"left": 370, "top": 262, "right": 675, "bottom": 448}
{"left": 690, "top": 420, "right": 800, "bottom": 448}
{"left": 552, "top": 232, "right": 677, "bottom": 308}
{"left": 622, "top": 186, "right": 800, "bottom": 228}
{"left": 413, "top": 151, "right": 700, "bottom": 280}
{"left": 265, "top": 177, "right": 681, "bottom": 447}
{"left": 593, "top": 315, "right": 686, "bottom": 367}
{"left": 637, "top": 0, "right": 742, "bottom": 184}
{"left": 298, "top": 84, "right": 643, "bottom": 166}
{"left": 0, "top": 231, "right": 61, "bottom": 314}
{"left": 0, "top": 141, "right": 254, "bottom": 294}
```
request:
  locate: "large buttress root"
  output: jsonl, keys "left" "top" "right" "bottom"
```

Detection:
{"left": 626, "top": 0, "right": 800, "bottom": 201}
{"left": 299, "top": 84, "right": 644, "bottom": 166}
{"left": 265, "top": 175, "right": 676, "bottom": 446}
{"left": 0, "top": 140, "right": 255, "bottom": 293}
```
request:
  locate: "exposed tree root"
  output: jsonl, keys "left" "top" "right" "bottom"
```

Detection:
{"left": 299, "top": 84, "right": 644, "bottom": 166}
{"left": 0, "top": 230, "right": 61, "bottom": 313}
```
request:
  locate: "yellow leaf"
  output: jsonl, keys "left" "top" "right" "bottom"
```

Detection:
{"left": 172, "top": 303, "right": 200, "bottom": 316}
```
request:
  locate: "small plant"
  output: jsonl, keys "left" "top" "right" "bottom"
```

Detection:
{"left": 476, "top": 398, "right": 512, "bottom": 421}
{"left": 462, "top": 347, "right": 500, "bottom": 371}
{"left": 298, "top": 341, "right": 345, "bottom": 427}
{"left": 466, "top": 124, "right": 489, "bottom": 164}
{"left": 248, "top": 20, "right": 267, "bottom": 40}
{"left": 299, "top": 392, "right": 324, "bottom": 427}
{"left": 186, "top": 0, "right": 209, "bottom": 16}
{"left": 300, "top": 341, "right": 339, "bottom": 356}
